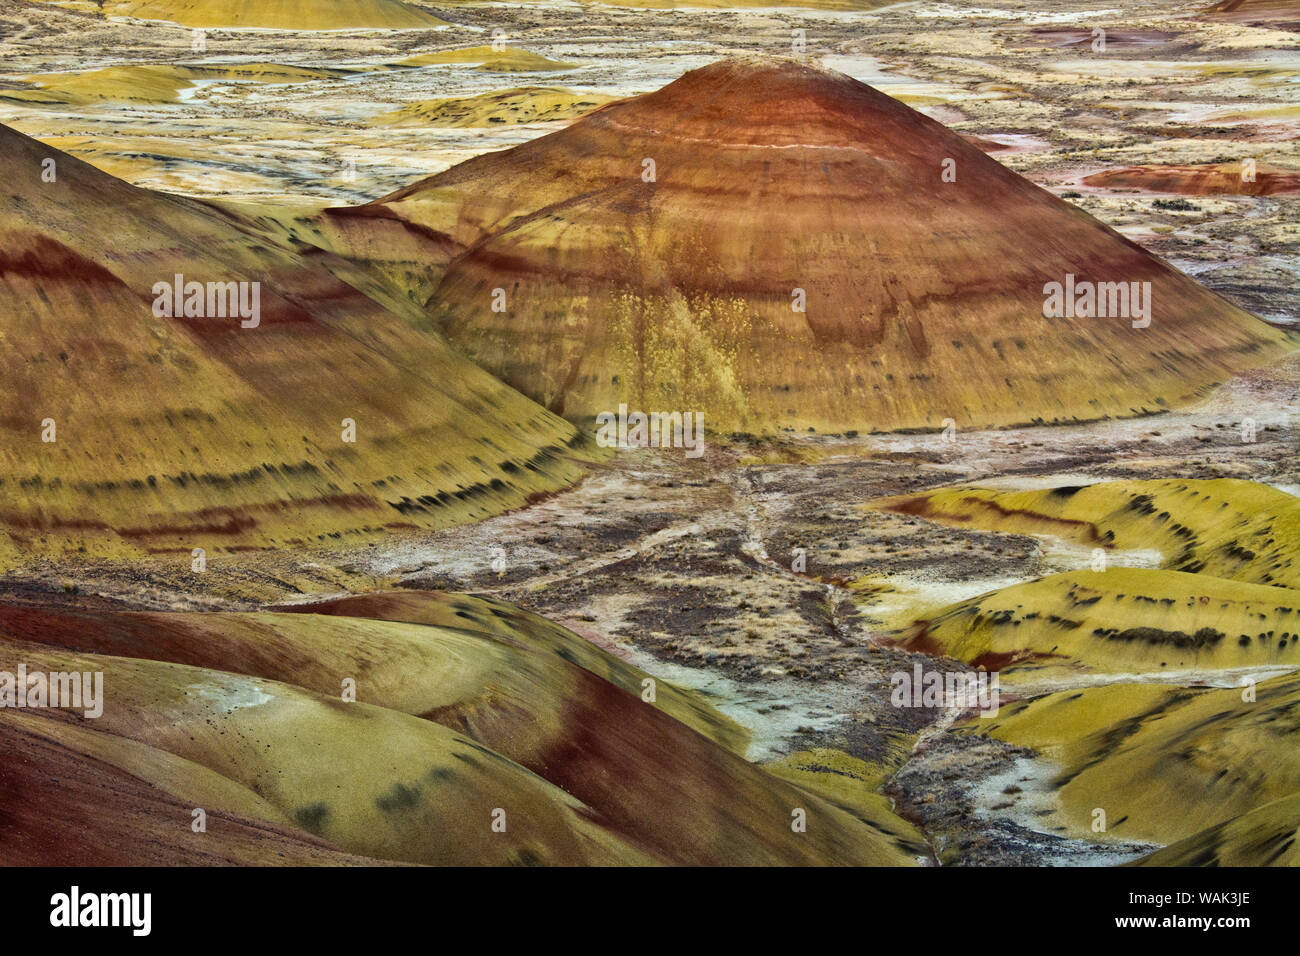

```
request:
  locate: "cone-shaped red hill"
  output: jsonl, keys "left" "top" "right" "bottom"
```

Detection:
{"left": 347, "top": 58, "right": 1293, "bottom": 433}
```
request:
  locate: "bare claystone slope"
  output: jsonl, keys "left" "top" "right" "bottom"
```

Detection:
{"left": 321, "top": 59, "right": 1294, "bottom": 433}
{"left": 0, "top": 123, "right": 582, "bottom": 565}
{"left": 48, "top": 0, "right": 448, "bottom": 29}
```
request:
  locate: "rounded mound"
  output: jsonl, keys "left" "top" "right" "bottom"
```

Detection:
{"left": 1083, "top": 161, "right": 1300, "bottom": 197}
{"left": 99, "top": 0, "right": 447, "bottom": 29}
{"left": 0, "top": 124, "right": 582, "bottom": 564}
{"left": 348, "top": 59, "right": 1293, "bottom": 433}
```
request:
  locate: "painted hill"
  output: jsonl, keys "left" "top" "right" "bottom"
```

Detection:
{"left": 1082, "top": 161, "right": 1300, "bottom": 197}
{"left": 880, "top": 479, "right": 1300, "bottom": 590}
{"left": 964, "top": 674, "right": 1300, "bottom": 845}
{"left": 0, "top": 123, "right": 582, "bottom": 566}
{"left": 0, "top": 713, "right": 390, "bottom": 865}
{"left": 0, "top": 593, "right": 927, "bottom": 865}
{"left": 275, "top": 590, "right": 750, "bottom": 751}
{"left": 902, "top": 567, "right": 1300, "bottom": 678}
{"left": 0, "top": 643, "right": 643, "bottom": 865}
{"left": 391, "top": 46, "right": 576, "bottom": 72}
{"left": 3, "top": 63, "right": 348, "bottom": 107}
{"left": 317, "top": 58, "right": 1293, "bottom": 433}
{"left": 433, "top": 0, "right": 895, "bottom": 9}
{"left": 1205, "top": 0, "right": 1300, "bottom": 31}
{"left": 91, "top": 0, "right": 448, "bottom": 29}
{"left": 371, "top": 87, "right": 614, "bottom": 128}
{"left": 1136, "top": 792, "right": 1300, "bottom": 865}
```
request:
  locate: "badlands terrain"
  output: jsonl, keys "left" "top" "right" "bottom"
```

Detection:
{"left": 0, "top": 0, "right": 1298, "bottom": 866}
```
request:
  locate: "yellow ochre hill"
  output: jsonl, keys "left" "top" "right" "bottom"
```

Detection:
{"left": 309, "top": 59, "right": 1294, "bottom": 434}
{"left": 65, "top": 0, "right": 449, "bottom": 29}
{"left": 433, "top": 0, "right": 896, "bottom": 9}
{"left": 1205, "top": 0, "right": 1300, "bottom": 31}
{"left": 0, "top": 593, "right": 927, "bottom": 865}
{"left": 371, "top": 87, "right": 614, "bottom": 128}
{"left": 961, "top": 674, "right": 1300, "bottom": 847}
{"left": 882, "top": 478, "right": 1300, "bottom": 590}
{"left": 1136, "top": 792, "right": 1300, "bottom": 866}
{"left": 0, "top": 644, "right": 642, "bottom": 865}
{"left": 2, "top": 63, "right": 350, "bottom": 106}
{"left": 391, "top": 46, "right": 577, "bottom": 72}
{"left": 0, "top": 123, "right": 584, "bottom": 566}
